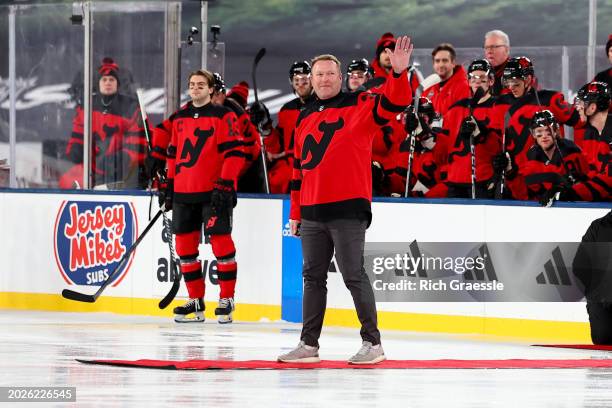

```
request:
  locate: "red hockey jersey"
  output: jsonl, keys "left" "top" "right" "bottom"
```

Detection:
{"left": 290, "top": 71, "right": 411, "bottom": 221}
{"left": 163, "top": 102, "right": 245, "bottom": 203}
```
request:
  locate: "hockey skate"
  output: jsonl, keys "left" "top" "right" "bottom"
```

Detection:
{"left": 214, "top": 298, "right": 235, "bottom": 324}
{"left": 173, "top": 298, "right": 205, "bottom": 323}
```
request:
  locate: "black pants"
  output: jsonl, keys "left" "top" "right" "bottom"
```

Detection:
{"left": 586, "top": 301, "right": 612, "bottom": 345}
{"left": 300, "top": 218, "right": 381, "bottom": 347}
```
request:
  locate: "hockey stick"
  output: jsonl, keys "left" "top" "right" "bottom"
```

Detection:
{"left": 404, "top": 86, "right": 423, "bottom": 198}
{"left": 62, "top": 209, "right": 163, "bottom": 303}
{"left": 136, "top": 90, "right": 181, "bottom": 309}
{"left": 468, "top": 87, "right": 486, "bottom": 199}
{"left": 251, "top": 47, "right": 271, "bottom": 194}
{"left": 402, "top": 74, "right": 441, "bottom": 197}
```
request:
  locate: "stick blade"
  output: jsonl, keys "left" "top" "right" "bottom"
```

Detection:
{"left": 254, "top": 48, "right": 266, "bottom": 65}
{"left": 158, "top": 265, "right": 181, "bottom": 309}
{"left": 62, "top": 289, "right": 96, "bottom": 303}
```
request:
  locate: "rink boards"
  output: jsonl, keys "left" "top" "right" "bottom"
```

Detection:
{"left": 0, "top": 190, "right": 610, "bottom": 341}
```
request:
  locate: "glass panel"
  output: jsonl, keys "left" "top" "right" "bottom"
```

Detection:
{"left": 84, "top": 1, "right": 170, "bottom": 190}
{"left": 1, "top": 4, "right": 82, "bottom": 188}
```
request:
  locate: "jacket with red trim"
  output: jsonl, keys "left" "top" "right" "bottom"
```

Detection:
{"left": 165, "top": 102, "right": 246, "bottom": 203}
{"left": 64, "top": 94, "right": 145, "bottom": 186}
{"left": 290, "top": 71, "right": 411, "bottom": 222}
{"left": 423, "top": 65, "right": 470, "bottom": 117}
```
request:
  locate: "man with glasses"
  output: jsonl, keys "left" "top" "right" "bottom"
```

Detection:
{"left": 492, "top": 56, "right": 582, "bottom": 199}
{"left": 444, "top": 59, "right": 503, "bottom": 198}
{"left": 483, "top": 30, "right": 512, "bottom": 96}
{"left": 250, "top": 61, "right": 314, "bottom": 193}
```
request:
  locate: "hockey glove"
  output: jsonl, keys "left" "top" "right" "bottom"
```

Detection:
{"left": 459, "top": 116, "right": 477, "bottom": 142}
{"left": 249, "top": 102, "right": 272, "bottom": 130}
{"left": 404, "top": 109, "right": 421, "bottom": 134}
{"left": 144, "top": 154, "right": 166, "bottom": 182}
{"left": 211, "top": 178, "right": 237, "bottom": 212}
{"left": 159, "top": 178, "right": 173, "bottom": 212}
{"left": 492, "top": 152, "right": 517, "bottom": 178}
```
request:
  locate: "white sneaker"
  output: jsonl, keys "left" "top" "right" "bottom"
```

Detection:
{"left": 348, "top": 341, "right": 385, "bottom": 364}
{"left": 277, "top": 341, "right": 320, "bottom": 363}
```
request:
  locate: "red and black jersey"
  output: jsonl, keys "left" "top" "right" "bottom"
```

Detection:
{"left": 165, "top": 102, "right": 245, "bottom": 203}
{"left": 265, "top": 97, "right": 310, "bottom": 157}
{"left": 496, "top": 88, "right": 582, "bottom": 166}
{"left": 423, "top": 65, "right": 471, "bottom": 117}
{"left": 573, "top": 115, "right": 612, "bottom": 174}
{"left": 370, "top": 61, "right": 421, "bottom": 97}
{"left": 388, "top": 130, "right": 448, "bottom": 197}
{"left": 290, "top": 71, "right": 411, "bottom": 222}
{"left": 62, "top": 94, "right": 145, "bottom": 188}
{"left": 444, "top": 96, "right": 504, "bottom": 186}
{"left": 224, "top": 98, "right": 261, "bottom": 172}
{"left": 569, "top": 172, "right": 611, "bottom": 202}
{"left": 520, "top": 138, "right": 591, "bottom": 201}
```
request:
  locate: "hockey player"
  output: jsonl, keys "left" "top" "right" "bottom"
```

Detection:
{"left": 388, "top": 96, "right": 447, "bottom": 197}
{"left": 61, "top": 57, "right": 146, "bottom": 189}
{"left": 158, "top": 69, "right": 246, "bottom": 324}
{"left": 593, "top": 35, "right": 612, "bottom": 97}
{"left": 370, "top": 32, "right": 421, "bottom": 95}
{"left": 211, "top": 75, "right": 264, "bottom": 193}
{"left": 249, "top": 61, "right": 314, "bottom": 194}
{"left": 278, "top": 36, "right": 413, "bottom": 365}
{"left": 492, "top": 56, "right": 583, "bottom": 199}
{"left": 540, "top": 83, "right": 611, "bottom": 203}
{"left": 483, "top": 30, "right": 511, "bottom": 96}
{"left": 445, "top": 59, "right": 503, "bottom": 198}
{"left": 423, "top": 43, "right": 470, "bottom": 117}
{"left": 573, "top": 81, "right": 611, "bottom": 171}
{"left": 346, "top": 58, "right": 373, "bottom": 92}
{"left": 516, "top": 110, "right": 590, "bottom": 202}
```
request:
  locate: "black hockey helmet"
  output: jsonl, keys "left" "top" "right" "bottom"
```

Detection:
{"left": 467, "top": 59, "right": 493, "bottom": 78}
{"left": 289, "top": 61, "right": 311, "bottom": 80}
{"left": 530, "top": 110, "right": 559, "bottom": 135}
{"left": 503, "top": 56, "right": 534, "bottom": 80}
{"left": 212, "top": 72, "right": 226, "bottom": 93}
{"left": 347, "top": 58, "right": 374, "bottom": 76}
{"left": 576, "top": 81, "right": 611, "bottom": 112}
{"left": 406, "top": 96, "right": 436, "bottom": 122}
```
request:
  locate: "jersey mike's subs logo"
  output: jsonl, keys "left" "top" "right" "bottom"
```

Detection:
{"left": 54, "top": 201, "right": 138, "bottom": 286}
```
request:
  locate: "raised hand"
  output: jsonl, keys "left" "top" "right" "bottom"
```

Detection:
{"left": 389, "top": 35, "right": 413, "bottom": 74}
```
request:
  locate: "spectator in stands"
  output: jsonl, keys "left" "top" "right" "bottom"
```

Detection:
{"left": 60, "top": 57, "right": 146, "bottom": 190}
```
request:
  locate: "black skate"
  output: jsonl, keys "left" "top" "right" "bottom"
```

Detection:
{"left": 173, "top": 298, "right": 205, "bottom": 323}
{"left": 214, "top": 298, "right": 235, "bottom": 324}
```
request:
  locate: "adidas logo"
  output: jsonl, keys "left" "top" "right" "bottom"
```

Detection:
{"left": 463, "top": 243, "right": 497, "bottom": 282}
{"left": 535, "top": 246, "right": 572, "bottom": 285}
{"left": 393, "top": 240, "right": 427, "bottom": 278}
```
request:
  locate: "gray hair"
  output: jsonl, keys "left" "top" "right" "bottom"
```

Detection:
{"left": 484, "top": 30, "right": 510, "bottom": 47}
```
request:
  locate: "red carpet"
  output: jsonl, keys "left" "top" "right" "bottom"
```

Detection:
{"left": 534, "top": 344, "right": 612, "bottom": 351}
{"left": 77, "top": 358, "right": 612, "bottom": 370}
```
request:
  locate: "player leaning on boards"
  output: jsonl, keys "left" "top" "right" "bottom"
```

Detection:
{"left": 156, "top": 69, "right": 246, "bottom": 323}
{"left": 278, "top": 36, "right": 414, "bottom": 365}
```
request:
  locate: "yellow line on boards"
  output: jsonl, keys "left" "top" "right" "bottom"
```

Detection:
{"left": 0, "top": 292, "right": 281, "bottom": 321}
{"left": 0, "top": 292, "right": 591, "bottom": 342}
